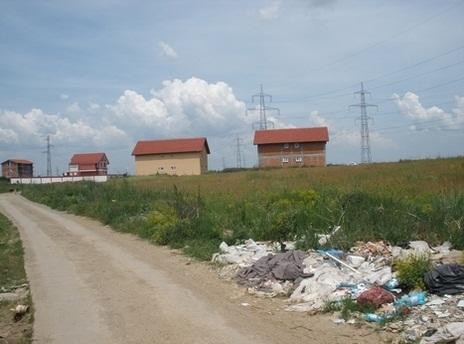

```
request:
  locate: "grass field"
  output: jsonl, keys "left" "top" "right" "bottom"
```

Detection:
{"left": 0, "top": 212, "right": 33, "bottom": 343}
{"left": 21, "top": 157, "right": 464, "bottom": 260}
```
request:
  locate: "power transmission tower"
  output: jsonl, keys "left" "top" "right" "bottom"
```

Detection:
{"left": 350, "top": 82, "right": 377, "bottom": 164}
{"left": 235, "top": 137, "right": 244, "bottom": 168}
{"left": 43, "top": 135, "right": 54, "bottom": 176}
{"left": 247, "top": 84, "right": 280, "bottom": 130}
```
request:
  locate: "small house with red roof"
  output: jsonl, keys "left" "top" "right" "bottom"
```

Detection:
{"left": 253, "top": 127, "right": 329, "bottom": 168}
{"left": 1, "top": 159, "right": 33, "bottom": 178}
{"left": 66, "top": 153, "right": 109, "bottom": 176}
{"left": 131, "top": 137, "right": 210, "bottom": 176}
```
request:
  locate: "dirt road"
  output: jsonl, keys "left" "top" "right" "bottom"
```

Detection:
{"left": 0, "top": 194, "right": 391, "bottom": 344}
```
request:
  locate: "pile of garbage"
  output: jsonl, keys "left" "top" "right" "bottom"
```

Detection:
{"left": 212, "top": 239, "right": 464, "bottom": 343}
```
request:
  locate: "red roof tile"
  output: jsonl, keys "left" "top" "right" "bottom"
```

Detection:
{"left": 132, "top": 137, "right": 210, "bottom": 156}
{"left": 70, "top": 153, "right": 108, "bottom": 165}
{"left": 253, "top": 127, "right": 329, "bottom": 145}
{"left": 2, "top": 159, "right": 33, "bottom": 165}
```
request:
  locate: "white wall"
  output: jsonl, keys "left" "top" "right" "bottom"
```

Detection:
{"left": 10, "top": 175, "right": 108, "bottom": 184}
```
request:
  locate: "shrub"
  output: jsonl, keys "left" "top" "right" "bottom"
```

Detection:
{"left": 394, "top": 254, "right": 432, "bottom": 290}
{"left": 147, "top": 202, "right": 179, "bottom": 245}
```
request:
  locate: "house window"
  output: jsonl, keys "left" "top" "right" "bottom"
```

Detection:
{"left": 282, "top": 157, "right": 289, "bottom": 163}
{"left": 294, "top": 143, "right": 300, "bottom": 148}
{"left": 283, "top": 143, "right": 289, "bottom": 149}
{"left": 171, "top": 166, "right": 176, "bottom": 170}
{"left": 158, "top": 167, "right": 164, "bottom": 170}
{"left": 295, "top": 156, "right": 303, "bottom": 163}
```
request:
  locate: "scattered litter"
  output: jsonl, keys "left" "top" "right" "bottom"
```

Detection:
{"left": 0, "top": 286, "right": 28, "bottom": 302}
{"left": 351, "top": 241, "right": 390, "bottom": 258}
{"left": 212, "top": 239, "right": 272, "bottom": 266}
{"left": 363, "top": 313, "right": 385, "bottom": 323}
{"left": 10, "top": 304, "right": 29, "bottom": 321}
{"left": 241, "top": 302, "right": 250, "bottom": 307}
{"left": 317, "top": 225, "right": 341, "bottom": 246}
{"left": 424, "top": 263, "right": 464, "bottom": 295}
{"left": 332, "top": 318, "right": 345, "bottom": 324}
{"left": 426, "top": 296, "right": 445, "bottom": 306}
{"left": 357, "top": 287, "right": 394, "bottom": 308}
{"left": 212, "top": 239, "right": 464, "bottom": 343}
{"left": 420, "top": 322, "right": 464, "bottom": 344}
{"left": 384, "top": 278, "right": 399, "bottom": 290}
{"left": 409, "top": 241, "right": 432, "bottom": 254}
{"left": 321, "top": 250, "right": 360, "bottom": 274}
{"left": 237, "top": 250, "right": 312, "bottom": 286}
{"left": 346, "top": 255, "right": 365, "bottom": 268}
{"left": 395, "top": 291, "right": 427, "bottom": 307}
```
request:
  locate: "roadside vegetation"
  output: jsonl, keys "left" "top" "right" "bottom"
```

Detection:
{"left": 0, "top": 212, "right": 33, "bottom": 343}
{"left": 0, "top": 177, "right": 11, "bottom": 193}
{"left": 21, "top": 157, "right": 464, "bottom": 261}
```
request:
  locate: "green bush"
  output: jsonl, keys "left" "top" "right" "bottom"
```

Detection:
{"left": 394, "top": 254, "right": 432, "bottom": 290}
{"left": 147, "top": 202, "right": 179, "bottom": 245}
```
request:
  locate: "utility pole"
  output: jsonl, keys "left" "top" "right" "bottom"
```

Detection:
{"left": 247, "top": 84, "right": 280, "bottom": 130}
{"left": 222, "top": 156, "right": 226, "bottom": 171}
{"left": 235, "top": 137, "right": 244, "bottom": 168}
{"left": 350, "top": 82, "right": 377, "bottom": 164}
{"left": 43, "top": 135, "right": 54, "bottom": 176}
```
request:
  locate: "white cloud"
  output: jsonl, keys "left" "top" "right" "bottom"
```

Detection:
{"left": 65, "top": 102, "right": 82, "bottom": 115}
{"left": 0, "top": 108, "right": 127, "bottom": 148}
{"left": 393, "top": 92, "right": 464, "bottom": 130}
{"left": 309, "top": 110, "right": 330, "bottom": 127}
{"left": 60, "top": 94, "right": 69, "bottom": 100}
{"left": 0, "top": 78, "right": 249, "bottom": 154}
{"left": 158, "top": 40, "right": 178, "bottom": 59}
{"left": 307, "top": 111, "right": 394, "bottom": 148}
{"left": 259, "top": 0, "right": 281, "bottom": 20}
{"left": 108, "top": 77, "right": 247, "bottom": 137}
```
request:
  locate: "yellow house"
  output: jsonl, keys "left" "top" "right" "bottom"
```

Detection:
{"left": 131, "top": 137, "right": 210, "bottom": 176}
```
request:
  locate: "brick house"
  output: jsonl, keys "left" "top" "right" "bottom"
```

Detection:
{"left": 132, "top": 137, "right": 210, "bottom": 176}
{"left": 253, "top": 127, "right": 329, "bottom": 168}
{"left": 66, "top": 153, "right": 109, "bottom": 176}
{"left": 1, "top": 159, "right": 33, "bottom": 178}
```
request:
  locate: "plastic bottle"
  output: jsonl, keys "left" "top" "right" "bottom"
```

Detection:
{"left": 363, "top": 313, "right": 385, "bottom": 323}
{"left": 395, "top": 291, "right": 427, "bottom": 307}
{"left": 384, "top": 278, "right": 399, "bottom": 290}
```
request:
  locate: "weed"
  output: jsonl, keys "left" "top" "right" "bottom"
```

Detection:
{"left": 0, "top": 212, "right": 33, "bottom": 343}
{"left": 394, "top": 254, "right": 432, "bottom": 290}
{"left": 323, "top": 298, "right": 376, "bottom": 320}
{"left": 20, "top": 157, "right": 464, "bottom": 260}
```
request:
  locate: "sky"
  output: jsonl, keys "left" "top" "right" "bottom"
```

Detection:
{"left": 1, "top": 0, "right": 463, "bottom": 174}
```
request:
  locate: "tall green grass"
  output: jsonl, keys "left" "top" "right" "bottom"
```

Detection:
{"left": 21, "top": 157, "right": 464, "bottom": 260}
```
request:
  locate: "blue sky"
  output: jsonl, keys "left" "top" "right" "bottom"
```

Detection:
{"left": 1, "top": 0, "right": 463, "bottom": 174}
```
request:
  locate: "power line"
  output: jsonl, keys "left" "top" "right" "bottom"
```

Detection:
{"left": 309, "top": 1, "right": 463, "bottom": 73}
{"left": 247, "top": 84, "right": 280, "bottom": 130}
{"left": 350, "top": 82, "right": 378, "bottom": 164}
{"left": 365, "top": 45, "right": 464, "bottom": 84}
{"left": 369, "top": 60, "right": 464, "bottom": 91}
{"left": 274, "top": 45, "right": 464, "bottom": 104}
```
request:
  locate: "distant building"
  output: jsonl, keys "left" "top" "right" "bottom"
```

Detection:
{"left": 131, "top": 137, "right": 210, "bottom": 176}
{"left": 253, "top": 127, "right": 329, "bottom": 168}
{"left": 1, "top": 159, "right": 33, "bottom": 178}
{"left": 66, "top": 153, "right": 109, "bottom": 176}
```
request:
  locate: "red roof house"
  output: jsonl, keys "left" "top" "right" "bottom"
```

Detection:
{"left": 253, "top": 127, "right": 329, "bottom": 168}
{"left": 132, "top": 137, "right": 210, "bottom": 176}
{"left": 66, "top": 153, "right": 109, "bottom": 176}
